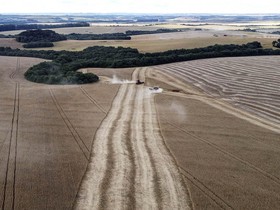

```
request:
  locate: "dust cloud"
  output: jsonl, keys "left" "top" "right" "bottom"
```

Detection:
{"left": 111, "top": 75, "right": 135, "bottom": 84}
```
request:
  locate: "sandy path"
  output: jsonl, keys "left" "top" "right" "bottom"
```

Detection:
{"left": 75, "top": 68, "right": 190, "bottom": 209}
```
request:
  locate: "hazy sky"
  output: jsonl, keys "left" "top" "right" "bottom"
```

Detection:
{"left": 0, "top": 0, "right": 278, "bottom": 14}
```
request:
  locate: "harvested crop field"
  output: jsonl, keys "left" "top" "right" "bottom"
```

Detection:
{"left": 0, "top": 38, "right": 22, "bottom": 49}
{"left": 0, "top": 56, "right": 119, "bottom": 209}
{"left": 155, "top": 94, "right": 280, "bottom": 209}
{"left": 154, "top": 56, "right": 280, "bottom": 129}
{"left": 146, "top": 56, "right": 280, "bottom": 209}
{"left": 0, "top": 54, "right": 279, "bottom": 210}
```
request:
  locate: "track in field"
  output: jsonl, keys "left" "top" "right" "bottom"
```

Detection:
{"left": 75, "top": 68, "right": 190, "bottom": 210}
{"left": 49, "top": 89, "right": 90, "bottom": 161}
{"left": 165, "top": 118, "right": 280, "bottom": 185}
{"left": 158, "top": 111, "right": 280, "bottom": 209}
{"left": 9, "top": 57, "right": 20, "bottom": 80}
{"left": 1, "top": 83, "right": 20, "bottom": 209}
{"left": 79, "top": 86, "right": 107, "bottom": 114}
{"left": 155, "top": 56, "right": 280, "bottom": 125}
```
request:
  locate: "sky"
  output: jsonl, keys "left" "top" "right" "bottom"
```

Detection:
{"left": 0, "top": 0, "right": 279, "bottom": 14}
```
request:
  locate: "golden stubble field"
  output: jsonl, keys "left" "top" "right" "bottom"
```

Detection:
{"left": 0, "top": 56, "right": 119, "bottom": 209}
{"left": 146, "top": 57, "right": 280, "bottom": 209}
{"left": 0, "top": 55, "right": 279, "bottom": 209}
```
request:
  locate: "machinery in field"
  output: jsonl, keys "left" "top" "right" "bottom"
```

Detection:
{"left": 149, "top": 86, "right": 159, "bottom": 90}
{"left": 136, "top": 79, "right": 144, "bottom": 85}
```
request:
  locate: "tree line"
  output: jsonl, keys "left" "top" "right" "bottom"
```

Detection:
{"left": 0, "top": 41, "right": 280, "bottom": 85}
{"left": 125, "top": 29, "right": 181, "bottom": 35}
{"left": 22, "top": 42, "right": 54, "bottom": 48}
{"left": 66, "top": 33, "right": 131, "bottom": 40}
{"left": 65, "top": 29, "right": 181, "bottom": 40}
{"left": 16, "top": 30, "right": 67, "bottom": 43}
{"left": 272, "top": 39, "right": 280, "bottom": 48}
{"left": 0, "top": 22, "right": 90, "bottom": 32}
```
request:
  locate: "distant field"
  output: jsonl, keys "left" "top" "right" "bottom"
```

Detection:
{"left": 28, "top": 34, "right": 277, "bottom": 52}
{"left": 0, "top": 25, "right": 164, "bottom": 36}
{"left": 0, "top": 23, "right": 279, "bottom": 52}
{"left": 0, "top": 38, "right": 22, "bottom": 49}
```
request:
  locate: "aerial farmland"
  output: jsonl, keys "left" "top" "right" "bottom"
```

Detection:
{"left": 0, "top": 11, "right": 280, "bottom": 210}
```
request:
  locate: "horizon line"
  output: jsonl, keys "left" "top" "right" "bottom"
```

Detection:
{"left": 1, "top": 12, "right": 280, "bottom": 16}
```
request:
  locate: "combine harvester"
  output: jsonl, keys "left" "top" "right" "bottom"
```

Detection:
{"left": 136, "top": 79, "right": 144, "bottom": 85}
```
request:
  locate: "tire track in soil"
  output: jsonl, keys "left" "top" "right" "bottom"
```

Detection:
{"left": 9, "top": 57, "right": 20, "bottom": 80}
{"left": 1, "top": 82, "right": 19, "bottom": 210}
{"left": 180, "top": 169, "right": 234, "bottom": 210}
{"left": 164, "top": 119, "right": 280, "bottom": 186}
{"left": 49, "top": 89, "right": 90, "bottom": 160}
{"left": 79, "top": 86, "right": 107, "bottom": 114}
{"left": 75, "top": 68, "right": 190, "bottom": 210}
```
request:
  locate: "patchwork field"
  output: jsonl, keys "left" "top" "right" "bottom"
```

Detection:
{"left": 1, "top": 24, "right": 279, "bottom": 52}
{"left": 0, "top": 55, "right": 279, "bottom": 209}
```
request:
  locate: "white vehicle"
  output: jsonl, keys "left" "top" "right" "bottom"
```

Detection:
{"left": 149, "top": 86, "right": 159, "bottom": 90}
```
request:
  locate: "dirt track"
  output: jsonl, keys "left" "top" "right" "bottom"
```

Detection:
{"left": 75, "top": 68, "right": 190, "bottom": 209}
